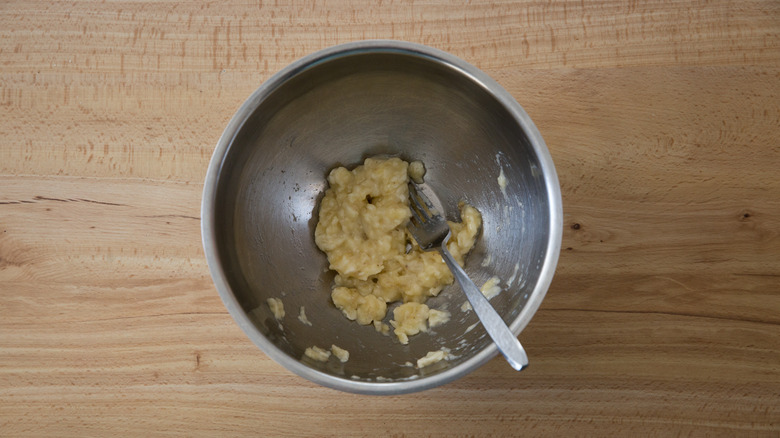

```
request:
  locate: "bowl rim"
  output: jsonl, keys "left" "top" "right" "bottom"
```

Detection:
{"left": 201, "top": 39, "right": 563, "bottom": 395}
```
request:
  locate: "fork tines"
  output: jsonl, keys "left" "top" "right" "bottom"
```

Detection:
{"left": 408, "top": 183, "right": 445, "bottom": 224}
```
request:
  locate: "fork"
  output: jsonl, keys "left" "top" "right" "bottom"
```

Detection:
{"left": 407, "top": 183, "right": 529, "bottom": 371}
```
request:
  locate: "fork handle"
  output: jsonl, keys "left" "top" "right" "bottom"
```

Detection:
{"left": 440, "top": 241, "right": 529, "bottom": 371}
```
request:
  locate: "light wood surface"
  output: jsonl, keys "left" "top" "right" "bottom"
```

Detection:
{"left": 2, "top": 1, "right": 779, "bottom": 436}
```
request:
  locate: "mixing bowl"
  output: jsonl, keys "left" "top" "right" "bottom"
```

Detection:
{"left": 201, "top": 40, "right": 562, "bottom": 395}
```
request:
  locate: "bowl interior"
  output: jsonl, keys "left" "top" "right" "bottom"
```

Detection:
{"left": 210, "top": 48, "right": 555, "bottom": 385}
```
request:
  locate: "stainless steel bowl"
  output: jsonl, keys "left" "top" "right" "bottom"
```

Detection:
{"left": 202, "top": 40, "right": 562, "bottom": 395}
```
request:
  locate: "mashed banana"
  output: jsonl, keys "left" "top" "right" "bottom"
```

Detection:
{"left": 331, "top": 344, "right": 350, "bottom": 363}
{"left": 314, "top": 157, "right": 482, "bottom": 344}
{"left": 267, "top": 298, "right": 285, "bottom": 320}
{"left": 304, "top": 346, "right": 331, "bottom": 362}
{"left": 417, "top": 348, "right": 451, "bottom": 368}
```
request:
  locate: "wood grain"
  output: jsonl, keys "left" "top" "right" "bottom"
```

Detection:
{"left": 1, "top": 0, "right": 779, "bottom": 436}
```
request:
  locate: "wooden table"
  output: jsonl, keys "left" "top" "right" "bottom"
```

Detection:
{"left": 2, "top": 1, "right": 779, "bottom": 435}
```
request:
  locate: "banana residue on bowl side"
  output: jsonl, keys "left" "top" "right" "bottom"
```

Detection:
{"left": 267, "top": 298, "right": 285, "bottom": 320}
{"left": 416, "top": 348, "right": 453, "bottom": 368}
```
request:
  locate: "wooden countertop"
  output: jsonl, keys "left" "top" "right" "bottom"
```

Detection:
{"left": 2, "top": 1, "right": 778, "bottom": 435}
